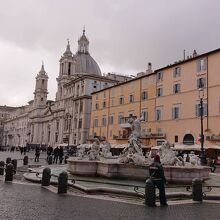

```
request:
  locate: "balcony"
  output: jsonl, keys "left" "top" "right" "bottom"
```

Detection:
{"left": 206, "top": 134, "right": 220, "bottom": 141}
{"left": 113, "top": 133, "right": 166, "bottom": 140}
{"left": 119, "top": 116, "right": 136, "bottom": 129}
{"left": 145, "top": 133, "right": 166, "bottom": 139}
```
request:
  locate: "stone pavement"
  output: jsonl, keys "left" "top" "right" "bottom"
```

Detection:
{"left": 1, "top": 151, "right": 220, "bottom": 219}
{"left": 0, "top": 182, "right": 220, "bottom": 220}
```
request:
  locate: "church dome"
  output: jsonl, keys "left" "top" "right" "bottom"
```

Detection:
{"left": 75, "top": 53, "right": 101, "bottom": 75}
{"left": 75, "top": 28, "right": 101, "bottom": 75}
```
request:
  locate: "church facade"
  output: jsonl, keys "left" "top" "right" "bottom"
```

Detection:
{"left": 3, "top": 30, "right": 130, "bottom": 148}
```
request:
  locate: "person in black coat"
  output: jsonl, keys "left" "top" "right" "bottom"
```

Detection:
{"left": 53, "top": 146, "right": 59, "bottom": 164}
{"left": 34, "top": 146, "right": 40, "bottom": 162}
{"left": 149, "top": 155, "right": 168, "bottom": 206}
{"left": 47, "top": 145, "right": 53, "bottom": 161}
{"left": 58, "top": 146, "right": 64, "bottom": 164}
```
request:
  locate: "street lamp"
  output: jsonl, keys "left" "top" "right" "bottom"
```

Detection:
{"left": 198, "top": 88, "right": 207, "bottom": 165}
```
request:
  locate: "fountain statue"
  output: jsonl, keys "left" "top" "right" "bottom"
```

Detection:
{"left": 88, "top": 138, "right": 100, "bottom": 160}
{"left": 119, "top": 115, "right": 148, "bottom": 165}
{"left": 100, "top": 141, "right": 113, "bottom": 158}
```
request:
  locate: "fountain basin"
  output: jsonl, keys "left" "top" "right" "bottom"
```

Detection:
{"left": 67, "top": 158, "right": 211, "bottom": 184}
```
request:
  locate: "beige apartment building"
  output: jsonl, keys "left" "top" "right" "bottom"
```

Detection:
{"left": 90, "top": 48, "right": 220, "bottom": 147}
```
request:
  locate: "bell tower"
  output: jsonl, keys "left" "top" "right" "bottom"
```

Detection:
{"left": 34, "top": 63, "right": 48, "bottom": 108}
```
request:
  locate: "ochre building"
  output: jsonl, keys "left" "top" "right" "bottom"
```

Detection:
{"left": 90, "top": 49, "right": 220, "bottom": 147}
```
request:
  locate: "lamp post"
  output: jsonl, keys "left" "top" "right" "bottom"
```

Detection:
{"left": 198, "top": 88, "right": 207, "bottom": 165}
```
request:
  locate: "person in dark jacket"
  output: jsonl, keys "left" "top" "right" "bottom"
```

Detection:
{"left": 53, "top": 146, "right": 59, "bottom": 164}
{"left": 47, "top": 145, "right": 53, "bottom": 161}
{"left": 149, "top": 155, "right": 168, "bottom": 206}
{"left": 58, "top": 146, "right": 64, "bottom": 164}
{"left": 34, "top": 146, "right": 40, "bottom": 162}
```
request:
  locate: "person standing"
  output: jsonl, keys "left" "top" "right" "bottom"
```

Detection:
{"left": 20, "top": 146, "right": 24, "bottom": 155}
{"left": 53, "top": 146, "right": 59, "bottom": 164}
{"left": 47, "top": 145, "right": 53, "bottom": 161}
{"left": 58, "top": 146, "right": 64, "bottom": 164}
{"left": 149, "top": 155, "right": 168, "bottom": 206}
{"left": 34, "top": 146, "right": 40, "bottom": 162}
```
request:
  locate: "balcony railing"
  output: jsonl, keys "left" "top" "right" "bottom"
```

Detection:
{"left": 113, "top": 133, "right": 166, "bottom": 140}
{"left": 206, "top": 135, "right": 220, "bottom": 141}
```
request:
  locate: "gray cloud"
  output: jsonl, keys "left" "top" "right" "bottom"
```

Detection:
{"left": 0, "top": 0, "right": 220, "bottom": 106}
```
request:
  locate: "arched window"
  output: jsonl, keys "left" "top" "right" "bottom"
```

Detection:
{"left": 183, "top": 134, "right": 194, "bottom": 145}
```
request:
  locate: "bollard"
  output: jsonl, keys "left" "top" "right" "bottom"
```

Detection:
{"left": 23, "top": 156, "right": 28, "bottom": 165}
{"left": 0, "top": 161, "right": 5, "bottom": 175}
{"left": 5, "top": 163, "right": 14, "bottom": 181}
{"left": 41, "top": 167, "right": 51, "bottom": 186}
{"left": 58, "top": 171, "right": 68, "bottom": 194}
{"left": 145, "top": 178, "right": 156, "bottom": 207}
{"left": 6, "top": 157, "right": 11, "bottom": 164}
{"left": 64, "top": 155, "right": 69, "bottom": 164}
{"left": 48, "top": 155, "right": 53, "bottom": 165}
{"left": 12, "top": 159, "right": 17, "bottom": 174}
{"left": 192, "top": 178, "right": 203, "bottom": 202}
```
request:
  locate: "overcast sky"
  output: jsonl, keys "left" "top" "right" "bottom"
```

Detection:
{"left": 0, "top": 0, "right": 220, "bottom": 106}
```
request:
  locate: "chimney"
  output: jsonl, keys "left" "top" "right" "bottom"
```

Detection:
{"left": 146, "top": 62, "right": 152, "bottom": 74}
{"left": 193, "top": 50, "right": 197, "bottom": 57}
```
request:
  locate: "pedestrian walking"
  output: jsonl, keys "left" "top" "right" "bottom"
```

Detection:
{"left": 149, "top": 155, "right": 168, "bottom": 206}
{"left": 34, "top": 146, "right": 40, "bottom": 162}
{"left": 58, "top": 146, "right": 64, "bottom": 164}
{"left": 53, "top": 146, "right": 59, "bottom": 164}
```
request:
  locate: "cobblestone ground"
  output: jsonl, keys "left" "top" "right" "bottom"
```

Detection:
{"left": 0, "top": 182, "right": 220, "bottom": 220}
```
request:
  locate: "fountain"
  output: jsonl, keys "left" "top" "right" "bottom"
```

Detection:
{"left": 67, "top": 116, "right": 210, "bottom": 183}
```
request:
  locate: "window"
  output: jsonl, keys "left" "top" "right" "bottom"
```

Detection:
{"left": 68, "top": 62, "right": 71, "bottom": 75}
{"left": 197, "top": 58, "right": 207, "bottom": 72}
{"left": 103, "top": 101, "right": 106, "bottom": 108}
{"left": 56, "top": 121, "right": 59, "bottom": 131}
{"left": 175, "top": 135, "right": 178, "bottom": 143}
{"left": 103, "top": 91, "right": 106, "bottom": 99}
{"left": 195, "top": 103, "right": 207, "bottom": 117}
{"left": 102, "top": 116, "right": 106, "bottom": 126}
{"left": 111, "top": 99, "right": 114, "bottom": 106}
{"left": 157, "top": 88, "right": 163, "bottom": 97}
{"left": 119, "top": 96, "right": 124, "bottom": 105}
{"left": 93, "top": 81, "right": 97, "bottom": 90}
{"left": 173, "top": 83, "right": 181, "bottom": 94}
{"left": 172, "top": 106, "right": 180, "bottom": 119}
{"left": 141, "top": 91, "right": 148, "bottom": 100}
{"left": 41, "top": 98, "right": 43, "bottom": 101}
{"left": 141, "top": 109, "right": 148, "bottom": 122}
{"left": 118, "top": 113, "right": 124, "bottom": 124}
{"left": 129, "top": 94, "right": 134, "bottom": 103}
{"left": 173, "top": 67, "right": 181, "bottom": 77}
{"left": 197, "top": 77, "right": 206, "bottom": 89}
{"left": 96, "top": 94, "right": 98, "bottom": 100}
{"left": 42, "top": 79, "right": 45, "bottom": 86}
{"left": 156, "top": 72, "right": 163, "bottom": 82}
{"left": 55, "top": 133, "right": 58, "bottom": 142}
{"left": 109, "top": 115, "right": 114, "bottom": 125}
{"left": 95, "top": 103, "right": 99, "bottom": 110}
{"left": 155, "top": 108, "right": 162, "bottom": 121}
{"left": 94, "top": 118, "right": 98, "bottom": 127}
{"left": 79, "top": 101, "right": 83, "bottom": 112}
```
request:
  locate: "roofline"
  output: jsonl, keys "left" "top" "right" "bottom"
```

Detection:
{"left": 64, "top": 74, "right": 118, "bottom": 87}
{"left": 91, "top": 72, "right": 156, "bottom": 95}
{"left": 155, "top": 48, "right": 220, "bottom": 72}
{"left": 92, "top": 47, "right": 220, "bottom": 95}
